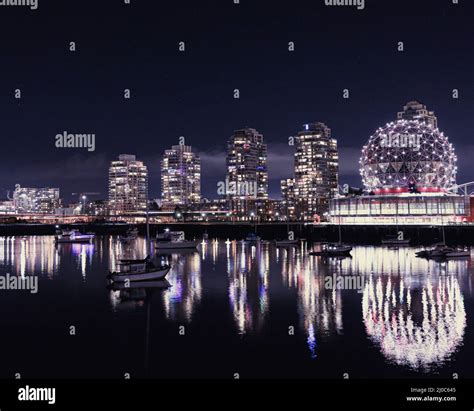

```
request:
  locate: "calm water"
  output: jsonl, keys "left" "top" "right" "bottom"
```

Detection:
{"left": 0, "top": 235, "right": 472, "bottom": 379}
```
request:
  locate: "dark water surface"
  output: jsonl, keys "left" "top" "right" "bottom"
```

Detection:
{"left": 0, "top": 236, "right": 472, "bottom": 379}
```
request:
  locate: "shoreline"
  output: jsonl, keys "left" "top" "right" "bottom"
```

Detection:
{"left": 0, "top": 222, "right": 473, "bottom": 245}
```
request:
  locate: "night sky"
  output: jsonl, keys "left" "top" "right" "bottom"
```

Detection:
{"left": 0, "top": 0, "right": 472, "bottom": 202}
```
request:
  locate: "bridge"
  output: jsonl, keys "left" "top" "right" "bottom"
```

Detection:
{"left": 447, "top": 181, "right": 474, "bottom": 196}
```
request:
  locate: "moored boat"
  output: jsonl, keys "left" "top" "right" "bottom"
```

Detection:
{"left": 155, "top": 230, "right": 198, "bottom": 250}
{"left": 309, "top": 242, "right": 352, "bottom": 257}
{"left": 416, "top": 243, "right": 471, "bottom": 259}
{"left": 55, "top": 229, "right": 94, "bottom": 244}
{"left": 108, "top": 256, "right": 171, "bottom": 282}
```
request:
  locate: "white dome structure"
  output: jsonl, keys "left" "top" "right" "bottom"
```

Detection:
{"left": 360, "top": 120, "right": 457, "bottom": 194}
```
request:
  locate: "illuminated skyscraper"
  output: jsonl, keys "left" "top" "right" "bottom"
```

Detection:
{"left": 293, "top": 123, "right": 339, "bottom": 220}
{"left": 280, "top": 178, "right": 296, "bottom": 220}
{"left": 109, "top": 154, "right": 148, "bottom": 214}
{"left": 161, "top": 145, "right": 201, "bottom": 207}
{"left": 397, "top": 100, "right": 438, "bottom": 128}
{"left": 226, "top": 128, "right": 268, "bottom": 216}
{"left": 13, "top": 184, "right": 60, "bottom": 214}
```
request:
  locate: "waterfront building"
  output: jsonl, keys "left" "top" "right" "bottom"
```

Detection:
{"left": 161, "top": 145, "right": 201, "bottom": 207}
{"left": 109, "top": 154, "right": 148, "bottom": 214}
{"left": 0, "top": 199, "right": 15, "bottom": 215}
{"left": 292, "top": 123, "right": 339, "bottom": 221}
{"left": 226, "top": 128, "right": 268, "bottom": 218}
{"left": 330, "top": 102, "right": 471, "bottom": 225}
{"left": 13, "top": 184, "right": 60, "bottom": 214}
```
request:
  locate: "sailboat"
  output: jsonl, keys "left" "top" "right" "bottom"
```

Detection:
{"left": 108, "top": 207, "right": 171, "bottom": 282}
{"left": 108, "top": 256, "right": 170, "bottom": 282}
{"left": 309, "top": 215, "right": 352, "bottom": 257}
{"left": 416, "top": 220, "right": 470, "bottom": 259}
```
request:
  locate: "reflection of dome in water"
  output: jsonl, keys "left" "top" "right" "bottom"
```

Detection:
{"left": 360, "top": 120, "right": 457, "bottom": 192}
{"left": 362, "top": 275, "right": 466, "bottom": 371}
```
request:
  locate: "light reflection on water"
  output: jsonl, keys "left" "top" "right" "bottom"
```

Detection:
{"left": 0, "top": 235, "right": 471, "bottom": 376}
{"left": 362, "top": 273, "right": 466, "bottom": 371}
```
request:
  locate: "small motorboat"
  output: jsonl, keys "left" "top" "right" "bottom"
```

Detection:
{"left": 275, "top": 239, "right": 299, "bottom": 247}
{"left": 108, "top": 256, "right": 171, "bottom": 282}
{"left": 309, "top": 242, "right": 352, "bottom": 257}
{"left": 55, "top": 229, "right": 94, "bottom": 244}
{"left": 155, "top": 231, "right": 199, "bottom": 250}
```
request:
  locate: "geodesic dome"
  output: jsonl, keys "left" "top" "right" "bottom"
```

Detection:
{"left": 360, "top": 120, "right": 457, "bottom": 192}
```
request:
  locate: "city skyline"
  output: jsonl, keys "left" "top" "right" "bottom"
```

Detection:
{"left": 0, "top": 0, "right": 471, "bottom": 202}
{"left": 1, "top": 99, "right": 466, "bottom": 209}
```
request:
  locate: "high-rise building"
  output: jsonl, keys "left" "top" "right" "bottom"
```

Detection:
{"left": 280, "top": 178, "right": 296, "bottom": 220}
{"left": 161, "top": 145, "right": 201, "bottom": 207}
{"left": 293, "top": 123, "right": 339, "bottom": 220}
{"left": 397, "top": 100, "right": 438, "bottom": 128}
{"left": 226, "top": 128, "right": 268, "bottom": 216}
{"left": 12, "top": 184, "right": 60, "bottom": 214}
{"left": 109, "top": 154, "right": 148, "bottom": 214}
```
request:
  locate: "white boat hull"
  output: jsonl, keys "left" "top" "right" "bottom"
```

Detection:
{"left": 110, "top": 267, "right": 170, "bottom": 282}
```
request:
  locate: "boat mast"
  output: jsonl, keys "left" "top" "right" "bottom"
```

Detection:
{"left": 338, "top": 214, "right": 342, "bottom": 244}
{"left": 146, "top": 204, "right": 151, "bottom": 255}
